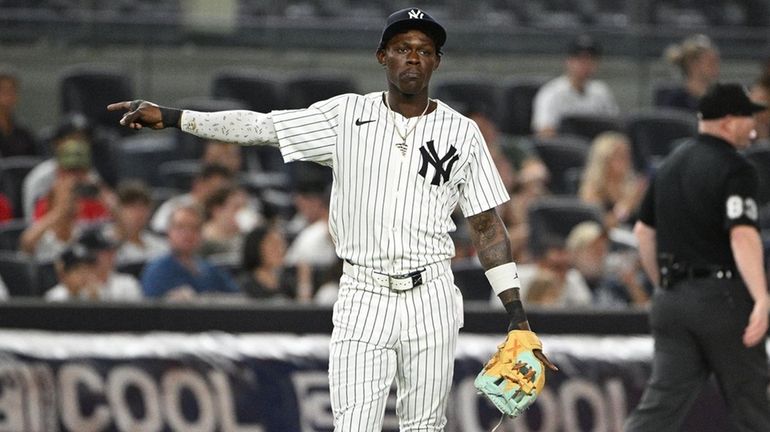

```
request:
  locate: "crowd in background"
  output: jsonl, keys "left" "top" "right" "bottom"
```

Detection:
{"left": 0, "top": 33, "right": 769, "bottom": 310}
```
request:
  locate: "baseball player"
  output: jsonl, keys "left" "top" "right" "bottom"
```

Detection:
{"left": 108, "top": 7, "right": 556, "bottom": 430}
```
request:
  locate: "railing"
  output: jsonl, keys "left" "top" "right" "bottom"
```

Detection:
{"left": 0, "top": 299, "right": 650, "bottom": 334}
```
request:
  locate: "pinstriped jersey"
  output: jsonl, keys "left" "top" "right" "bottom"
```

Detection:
{"left": 271, "top": 92, "right": 509, "bottom": 274}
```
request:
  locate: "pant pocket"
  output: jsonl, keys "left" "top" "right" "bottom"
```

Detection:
{"left": 453, "top": 285, "right": 464, "bottom": 329}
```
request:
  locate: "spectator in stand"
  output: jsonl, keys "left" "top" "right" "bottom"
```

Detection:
{"left": 750, "top": 73, "right": 770, "bottom": 147}
{"left": 31, "top": 139, "right": 112, "bottom": 223}
{"left": 566, "top": 221, "right": 649, "bottom": 308}
{"left": 22, "top": 113, "right": 106, "bottom": 221}
{"left": 500, "top": 158, "right": 551, "bottom": 263}
{"left": 523, "top": 269, "right": 562, "bottom": 306}
{"left": 202, "top": 139, "right": 263, "bottom": 231}
{"left": 284, "top": 181, "right": 336, "bottom": 269}
{"left": 0, "top": 275, "right": 7, "bottom": 300}
{"left": 19, "top": 141, "right": 110, "bottom": 261}
{"left": 44, "top": 244, "right": 100, "bottom": 301}
{"left": 106, "top": 180, "right": 168, "bottom": 266}
{"left": 150, "top": 163, "right": 234, "bottom": 234}
{"left": 579, "top": 132, "right": 647, "bottom": 229}
{"left": 141, "top": 205, "right": 240, "bottom": 300}
{"left": 493, "top": 235, "right": 592, "bottom": 309}
{"left": 202, "top": 139, "right": 242, "bottom": 174}
{"left": 238, "top": 225, "right": 314, "bottom": 302}
{"left": 532, "top": 34, "right": 619, "bottom": 138}
{"left": 77, "top": 227, "right": 143, "bottom": 301}
{"left": 660, "top": 34, "right": 721, "bottom": 112}
{"left": 284, "top": 162, "right": 332, "bottom": 237}
{"left": 201, "top": 185, "right": 248, "bottom": 258}
{"left": 467, "top": 110, "right": 518, "bottom": 193}
{"left": 0, "top": 69, "right": 37, "bottom": 157}
{"left": 0, "top": 193, "right": 12, "bottom": 222}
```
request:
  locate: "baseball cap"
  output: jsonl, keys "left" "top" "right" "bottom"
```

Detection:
{"left": 568, "top": 34, "right": 601, "bottom": 57}
{"left": 78, "top": 227, "right": 118, "bottom": 251}
{"left": 57, "top": 244, "right": 97, "bottom": 271}
{"left": 698, "top": 83, "right": 768, "bottom": 120}
{"left": 52, "top": 113, "right": 91, "bottom": 142}
{"left": 56, "top": 138, "right": 92, "bottom": 170}
{"left": 378, "top": 8, "right": 446, "bottom": 51}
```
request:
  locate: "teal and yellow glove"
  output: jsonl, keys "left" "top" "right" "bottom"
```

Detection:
{"left": 474, "top": 330, "right": 548, "bottom": 418}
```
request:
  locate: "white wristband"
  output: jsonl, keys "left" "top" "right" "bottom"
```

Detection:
{"left": 484, "top": 262, "right": 521, "bottom": 296}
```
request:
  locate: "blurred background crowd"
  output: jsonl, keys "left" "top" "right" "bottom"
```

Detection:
{"left": 0, "top": 0, "right": 769, "bottom": 311}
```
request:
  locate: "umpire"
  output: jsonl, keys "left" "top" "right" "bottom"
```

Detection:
{"left": 625, "top": 83, "right": 770, "bottom": 431}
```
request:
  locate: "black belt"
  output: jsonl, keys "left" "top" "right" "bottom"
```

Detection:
{"left": 660, "top": 264, "right": 736, "bottom": 289}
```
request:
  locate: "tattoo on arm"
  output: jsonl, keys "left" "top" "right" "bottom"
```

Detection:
{"left": 467, "top": 208, "right": 512, "bottom": 269}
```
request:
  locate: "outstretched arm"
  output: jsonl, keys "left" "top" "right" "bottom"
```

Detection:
{"left": 107, "top": 100, "right": 278, "bottom": 146}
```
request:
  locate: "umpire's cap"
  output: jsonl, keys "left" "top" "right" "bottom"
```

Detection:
{"left": 378, "top": 8, "right": 446, "bottom": 52}
{"left": 698, "top": 83, "right": 767, "bottom": 120}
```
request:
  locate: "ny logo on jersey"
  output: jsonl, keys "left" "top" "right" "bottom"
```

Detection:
{"left": 418, "top": 140, "right": 459, "bottom": 186}
{"left": 408, "top": 9, "right": 424, "bottom": 19}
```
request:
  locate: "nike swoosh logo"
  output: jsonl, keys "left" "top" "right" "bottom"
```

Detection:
{"left": 355, "top": 119, "right": 376, "bottom": 126}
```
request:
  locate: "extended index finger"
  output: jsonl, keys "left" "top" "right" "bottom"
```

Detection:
{"left": 106, "top": 101, "right": 133, "bottom": 112}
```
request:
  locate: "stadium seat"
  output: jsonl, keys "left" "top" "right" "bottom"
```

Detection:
{"left": 744, "top": 147, "right": 770, "bottom": 206}
{"left": 211, "top": 69, "right": 285, "bottom": 112}
{"left": 283, "top": 72, "right": 358, "bottom": 109}
{"left": 452, "top": 259, "right": 493, "bottom": 301}
{"left": 158, "top": 159, "right": 201, "bottom": 191}
{"left": 531, "top": 135, "right": 590, "bottom": 195}
{"left": 558, "top": 113, "right": 623, "bottom": 141}
{"left": 0, "top": 156, "right": 46, "bottom": 219}
{"left": 0, "top": 219, "right": 27, "bottom": 251}
{"left": 652, "top": 82, "right": 683, "bottom": 108}
{"left": 497, "top": 76, "right": 548, "bottom": 136}
{"left": 35, "top": 259, "right": 57, "bottom": 296}
{"left": 59, "top": 66, "right": 133, "bottom": 133}
{"left": 431, "top": 75, "right": 499, "bottom": 117}
{"left": 624, "top": 108, "right": 697, "bottom": 172}
{"left": 109, "top": 131, "right": 178, "bottom": 187}
{"left": 527, "top": 195, "right": 604, "bottom": 256}
{"left": 0, "top": 251, "right": 36, "bottom": 297}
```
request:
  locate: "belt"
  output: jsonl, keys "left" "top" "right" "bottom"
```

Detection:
{"left": 342, "top": 260, "right": 450, "bottom": 291}
{"left": 660, "top": 264, "right": 736, "bottom": 289}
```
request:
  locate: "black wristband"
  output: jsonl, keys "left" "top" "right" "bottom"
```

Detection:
{"left": 159, "top": 106, "right": 182, "bottom": 128}
{"left": 504, "top": 300, "right": 528, "bottom": 331}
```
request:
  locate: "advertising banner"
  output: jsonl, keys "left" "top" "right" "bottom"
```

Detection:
{"left": 0, "top": 331, "right": 755, "bottom": 432}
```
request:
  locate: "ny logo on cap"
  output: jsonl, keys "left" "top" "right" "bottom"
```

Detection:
{"left": 408, "top": 9, "right": 424, "bottom": 19}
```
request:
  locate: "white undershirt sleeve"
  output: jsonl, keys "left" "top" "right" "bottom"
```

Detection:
{"left": 179, "top": 110, "right": 278, "bottom": 146}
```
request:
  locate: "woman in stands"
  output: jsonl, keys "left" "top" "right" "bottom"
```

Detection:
{"left": 579, "top": 132, "right": 647, "bottom": 229}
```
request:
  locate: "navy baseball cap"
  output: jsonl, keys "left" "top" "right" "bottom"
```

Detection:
{"left": 698, "top": 83, "right": 767, "bottom": 120}
{"left": 57, "top": 244, "right": 97, "bottom": 271}
{"left": 78, "top": 227, "right": 118, "bottom": 251}
{"left": 568, "top": 34, "right": 601, "bottom": 57}
{"left": 378, "top": 8, "right": 446, "bottom": 51}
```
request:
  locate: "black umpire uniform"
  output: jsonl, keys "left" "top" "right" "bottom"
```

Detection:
{"left": 625, "top": 84, "right": 770, "bottom": 432}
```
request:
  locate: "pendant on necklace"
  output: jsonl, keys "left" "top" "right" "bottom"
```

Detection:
{"left": 395, "top": 142, "right": 408, "bottom": 155}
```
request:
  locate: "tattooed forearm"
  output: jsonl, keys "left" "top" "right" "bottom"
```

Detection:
{"left": 467, "top": 208, "right": 513, "bottom": 269}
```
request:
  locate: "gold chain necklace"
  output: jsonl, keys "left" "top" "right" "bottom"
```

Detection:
{"left": 384, "top": 91, "right": 430, "bottom": 155}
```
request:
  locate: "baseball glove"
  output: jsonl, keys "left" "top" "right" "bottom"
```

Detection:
{"left": 474, "top": 330, "right": 547, "bottom": 418}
